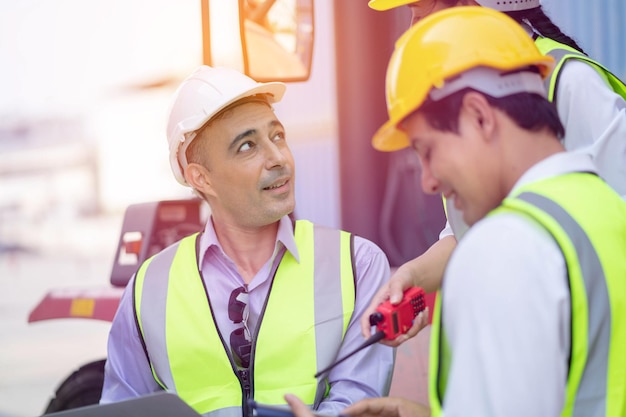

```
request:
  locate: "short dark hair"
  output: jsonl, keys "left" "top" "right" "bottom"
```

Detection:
{"left": 417, "top": 88, "right": 565, "bottom": 140}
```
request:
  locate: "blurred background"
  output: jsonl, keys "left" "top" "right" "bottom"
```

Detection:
{"left": 1, "top": 1, "right": 624, "bottom": 416}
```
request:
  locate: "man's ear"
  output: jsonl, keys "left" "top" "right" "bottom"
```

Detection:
{"left": 184, "top": 163, "right": 215, "bottom": 197}
{"left": 462, "top": 91, "right": 496, "bottom": 139}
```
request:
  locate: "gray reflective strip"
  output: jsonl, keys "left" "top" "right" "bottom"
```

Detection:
{"left": 517, "top": 192, "right": 609, "bottom": 416}
{"left": 312, "top": 224, "right": 350, "bottom": 406}
{"left": 543, "top": 47, "right": 586, "bottom": 100}
{"left": 140, "top": 242, "right": 180, "bottom": 391}
{"left": 547, "top": 48, "right": 584, "bottom": 62}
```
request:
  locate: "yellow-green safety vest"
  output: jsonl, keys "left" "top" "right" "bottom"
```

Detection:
{"left": 134, "top": 220, "right": 356, "bottom": 417}
{"left": 535, "top": 37, "right": 626, "bottom": 104}
{"left": 429, "top": 172, "right": 626, "bottom": 417}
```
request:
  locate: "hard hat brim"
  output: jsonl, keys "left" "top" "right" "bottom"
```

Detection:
{"left": 372, "top": 119, "right": 410, "bottom": 152}
{"left": 185, "top": 81, "right": 286, "bottom": 136}
{"left": 368, "top": 0, "right": 416, "bottom": 11}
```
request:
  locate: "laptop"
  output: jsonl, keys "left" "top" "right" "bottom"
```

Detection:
{"left": 43, "top": 392, "right": 201, "bottom": 417}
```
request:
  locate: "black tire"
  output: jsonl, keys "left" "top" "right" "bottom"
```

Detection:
{"left": 43, "top": 359, "right": 106, "bottom": 414}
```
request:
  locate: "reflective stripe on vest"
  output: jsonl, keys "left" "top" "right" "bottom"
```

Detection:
{"left": 134, "top": 220, "right": 356, "bottom": 417}
{"left": 429, "top": 173, "right": 626, "bottom": 417}
{"left": 535, "top": 37, "right": 626, "bottom": 105}
{"left": 427, "top": 289, "right": 444, "bottom": 417}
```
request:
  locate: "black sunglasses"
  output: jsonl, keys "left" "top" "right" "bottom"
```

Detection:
{"left": 228, "top": 286, "right": 251, "bottom": 368}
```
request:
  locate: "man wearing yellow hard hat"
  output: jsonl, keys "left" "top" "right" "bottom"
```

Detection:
{"left": 283, "top": 6, "right": 626, "bottom": 417}
{"left": 360, "top": 0, "right": 626, "bottom": 352}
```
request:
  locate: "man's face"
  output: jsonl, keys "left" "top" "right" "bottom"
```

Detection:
{"left": 402, "top": 108, "right": 502, "bottom": 226}
{"left": 198, "top": 101, "right": 296, "bottom": 228}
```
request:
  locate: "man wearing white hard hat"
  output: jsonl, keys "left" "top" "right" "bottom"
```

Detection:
{"left": 361, "top": 0, "right": 626, "bottom": 345}
{"left": 100, "top": 65, "right": 394, "bottom": 417}
{"left": 284, "top": 6, "right": 626, "bottom": 417}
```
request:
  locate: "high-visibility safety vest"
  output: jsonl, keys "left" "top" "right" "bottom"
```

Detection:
{"left": 535, "top": 36, "right": 626, "bottom": 104}
{"left": 429, "top": 172, "right": 626, "bottom": 417}
{"left": 133, "top": 220, "right": 356, "bottom": 417}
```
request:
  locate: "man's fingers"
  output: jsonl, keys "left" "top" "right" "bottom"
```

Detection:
{"left": 343, "top": 397, "right": 391, "bottom": 417}
{"left": 403, "top": 308, "right": 430, "bottom": 338}
{"left": 360, "top": 286, "right": 391, "bottom": 338}
{"left": 284, "top": 394, "right": 314, "bottom": 417}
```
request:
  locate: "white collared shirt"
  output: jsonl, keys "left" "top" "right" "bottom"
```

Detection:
{"left": 439, "top": 152, "right": 597, "bottom": 417}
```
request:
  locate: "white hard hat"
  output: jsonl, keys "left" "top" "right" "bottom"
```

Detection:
{"left": 368, "top": 0, "right": 541, "bottom": 12}
{"left": 475, "top": 0, "right": 540, "bottom": 12}
{"left": 166, "top": 65, "right": 286, "bottom": 186}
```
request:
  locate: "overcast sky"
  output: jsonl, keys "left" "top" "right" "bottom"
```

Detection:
{"left": 0, "top": 0, "right": 203, "bottom": 118}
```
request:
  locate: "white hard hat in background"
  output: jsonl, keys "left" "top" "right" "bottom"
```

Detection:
{"left": 474, "top": 0, "right": 540, "bottom": 12}
{"left": 368, "top": 0, "right": 541, "bottom": 12}
{"left": 166, "top": 65, "right": 286, "bottom": 186}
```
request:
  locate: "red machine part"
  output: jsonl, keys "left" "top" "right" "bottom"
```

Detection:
{"left": 28, "top": 287, "right": 124, "bottom": 323}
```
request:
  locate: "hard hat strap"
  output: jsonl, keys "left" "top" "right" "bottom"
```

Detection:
{"left": 178, "top": 131, "right": 197, "bottom": 172}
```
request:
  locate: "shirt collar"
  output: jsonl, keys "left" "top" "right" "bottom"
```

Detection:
{"left": 197, "top": 215, "right": 300, "bottom": 268}
{"left": 510, "top": 151, "right": 598, "bottom": 195}
{"left": 276, "top": 215, "right": 300, "bottom": 263}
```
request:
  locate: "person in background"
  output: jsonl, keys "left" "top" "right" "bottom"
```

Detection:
{"left": 285, "top": 6, "right": 626, "bottom": 417}
{"left": 363, "top": 0, "right": 626, "bottom": 346}
{"left": 99, "top": 65, "right": 394, "bottom": 417}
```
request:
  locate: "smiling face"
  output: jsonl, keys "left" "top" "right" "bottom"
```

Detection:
{"left": 184, "top": 100, "right": 296, "bottom": 229}
{"left": 402, "top": 93, "right": 505, "bottom": 226}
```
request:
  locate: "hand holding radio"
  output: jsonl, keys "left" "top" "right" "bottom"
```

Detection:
{"left": 313, "top": 287, "right": 426, "bottom": 378}
{"left": 369, "top": 286, "right": 426, "bottom": 340}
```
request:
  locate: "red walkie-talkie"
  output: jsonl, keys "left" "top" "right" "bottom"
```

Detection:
{"left": 314, "top": 287, "right": 426, "bottom": 378}
{"left": 369, "top": 286, "right": 426, "bottom": 340}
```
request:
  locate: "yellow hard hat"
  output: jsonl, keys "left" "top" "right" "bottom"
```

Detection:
{"left": 368, "top": 0, "right": 415, "bottom": 11}
{"left": 372, "top": 6, "right": 555, "bottom": 152}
